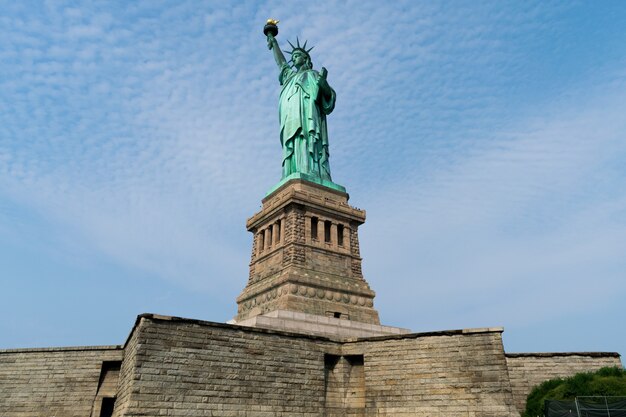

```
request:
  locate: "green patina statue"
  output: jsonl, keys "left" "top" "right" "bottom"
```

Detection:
{"left": 265, "top": 20, "right": 344, "bottom": 194}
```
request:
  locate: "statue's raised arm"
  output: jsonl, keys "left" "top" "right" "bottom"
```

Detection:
{"left": 263, "top": 19, "right": 337, "bottom": 185}
{"left": 267, "top": 33, "right": 287, "bottom": 68}
{"left": 264, "top": 19, "right": 286, "bottom": 68}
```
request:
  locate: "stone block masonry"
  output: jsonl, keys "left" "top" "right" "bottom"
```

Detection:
{"left": 342, "top": 327, "right": 521, "bottom": 417}
{"left": 0, "top": 345, "right": 123, "bottom": 417}
{"left": 113, "top": 315, "right": 521, "bottom": 417}
{"left": 232, "top": 309, "right": 410, "bottom": 339}
{"left": 0, "top": 314, "right": 622, "bottom": 416}
{"left": 235, "top": 179, "right": 380, "bottom": 326}
{"left": 112, "top": 314, "right": 340, "bottom": 417}
{"left": 506, "top": 352, "right": 622, "bottom": 414}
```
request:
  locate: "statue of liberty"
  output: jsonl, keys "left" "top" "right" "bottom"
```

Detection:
{"left": 265, "top": 20, "right": 337, "bottom": 184}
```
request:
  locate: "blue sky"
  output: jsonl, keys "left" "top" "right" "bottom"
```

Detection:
{"left": 1, "top": 1, "right": 625, "bottom": 356}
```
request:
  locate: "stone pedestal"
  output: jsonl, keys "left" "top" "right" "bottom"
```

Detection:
{"left": 231, "top": 310, "right": 410, "bottom": 339}
{"left": 233, "top": 179, "right": 381, "bottom": 325}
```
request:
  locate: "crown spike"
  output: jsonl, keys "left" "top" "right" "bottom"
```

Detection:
{"left": 296, "top": 37, "right": 301, "bottom": 48}
{"left": 302, "top": 40, "right": 308, "bottom": 50}
{"left": 287, "top": 39, "right": 296, "bottom": 49}
{"left": 306, "top": 46, "right": 314, "bottom": 53}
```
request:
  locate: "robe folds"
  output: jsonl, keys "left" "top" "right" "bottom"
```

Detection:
{"left": 278, "top": 63, "right": 336, "bottom": 181}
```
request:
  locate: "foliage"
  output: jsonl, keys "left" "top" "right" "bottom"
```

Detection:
{"left": 523, "top": 367, "right": 626, "bottom": 417}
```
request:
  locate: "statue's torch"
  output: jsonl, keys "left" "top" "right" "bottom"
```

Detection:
{"left": 264, "top": 19, "right": 279, "bottom": 37}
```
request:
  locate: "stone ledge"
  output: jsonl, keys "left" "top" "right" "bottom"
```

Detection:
{"left": 0, "top": 345, "right": 122, "bottom": 354}
{"left": 232, "top": 309, "right": 410, "bottom": 339}
{"left": 267, "top": 309, "right": 405, "bottom": 332}
{"left": 463, "top": 327, "right": 504, "bottom": 334}
{"left": 139, "top": 313, "right": 341, "bottom": 343}
{"left": 506, "top": 352, "right": 621, "bottom": 358}
{"left": 135, "top": 313, "right": 507, "bottom": 345}
{"left": 264, "top": 176, "right": 347, "bottom": 199}
{"left": 345, "top": 327, "right": 505, "bottom": 343}
{"left": 248, "top": 179, "right": 366, "bottom": 230}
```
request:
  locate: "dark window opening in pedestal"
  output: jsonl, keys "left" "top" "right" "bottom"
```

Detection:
{"left": 311, "top": 217, "right": 319, "bottom": 240}
{"left": 275, "top": 220, "right": 281, "bottom": 243}
{"left": 337, "top": 224, "right": 344, "bottom": 246}
{"left": 324, "top": 220, "right": 332, "bottom": 242}
{"left": 267, "top": 227, "right": 273, "bottom": 247}
{"left": 327, "top": 311, "right": 349, "bottom": 320}
{"left": 259, "top": 231, "right": 265, "bottom": 252}
{"left": 324, "top": 353, "right": 340, "bottom": 367}
{"left": 99, "top": 397, "right": 116, "bottom": 417}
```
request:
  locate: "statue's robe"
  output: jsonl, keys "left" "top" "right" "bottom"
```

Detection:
{"left": 279, "top": 63, "right": 336, "bottom": 181}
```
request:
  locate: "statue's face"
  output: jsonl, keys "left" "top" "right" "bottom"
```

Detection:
{"left": 293, "top": 51, "right": 307, "bottom": 68}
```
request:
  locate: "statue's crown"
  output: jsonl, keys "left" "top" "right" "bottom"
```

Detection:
{"left": 283, "top": 37, "right": 314, "bottom": 60}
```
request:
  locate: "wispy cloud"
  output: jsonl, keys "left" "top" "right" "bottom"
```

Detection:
{"left": 363, "top": 74, "right": 626, "bottom": 345}
{"left": 0, "top": 1, "right": 625, "bottom": 352}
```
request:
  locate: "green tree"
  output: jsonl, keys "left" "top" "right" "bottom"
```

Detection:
{"left": 524, "top": 367, "right": 626, "bottom": 417}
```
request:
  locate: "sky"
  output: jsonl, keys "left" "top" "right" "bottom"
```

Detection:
{"left": 1, "top": 1, "right": 625, "bottom": 356}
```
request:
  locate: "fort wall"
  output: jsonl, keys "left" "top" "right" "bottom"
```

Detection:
{"left": 112, "top": 315, "right": 522, "bottom": 417}
{"left": 342, "top": 328, "right": 520, "bottom": 417}
{"left": 0, "top": 345, "right": 123, "bottom": 417}
{"left": 0, "top": 315, "right": 623, "bottom": 417}
{"left": 113, "top": 314, "right": 339, "bottom": 417}
{"left": 506, "top": 352, "right": 623, "bottom": 414}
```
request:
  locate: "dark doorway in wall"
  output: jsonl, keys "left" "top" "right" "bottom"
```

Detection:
{"left": 99, "top": 397, "right": 116, "bottom": 417}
